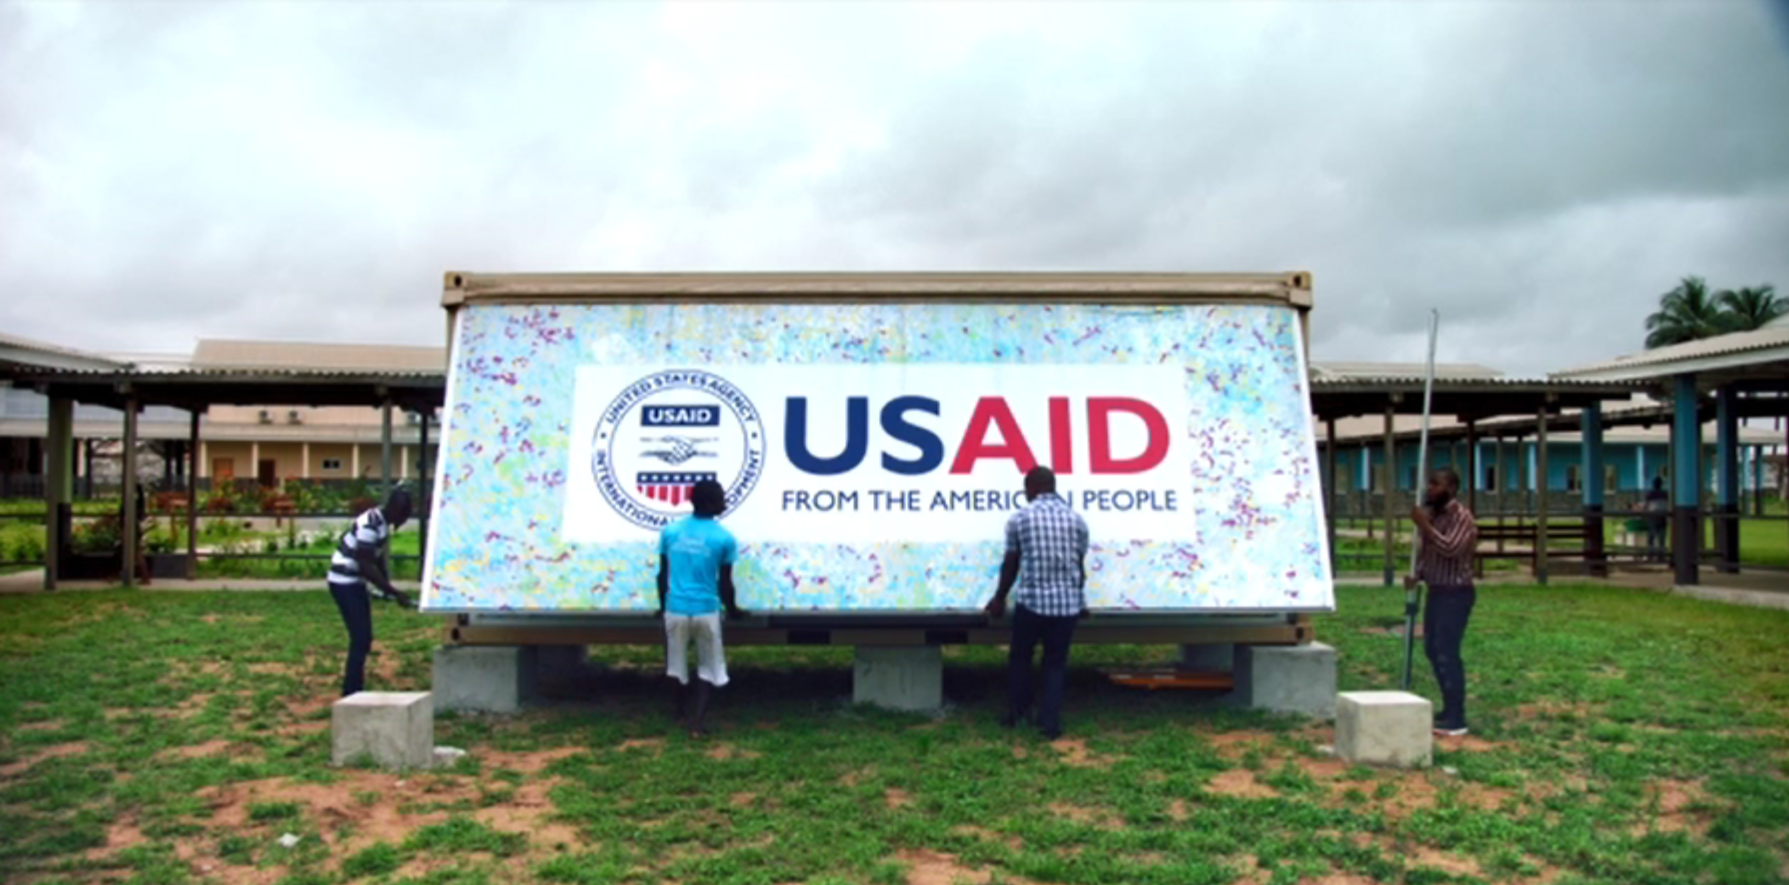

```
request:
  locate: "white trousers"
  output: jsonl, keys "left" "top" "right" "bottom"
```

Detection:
{"left": 664, "top": 613, "right": 729, "bottom": 687}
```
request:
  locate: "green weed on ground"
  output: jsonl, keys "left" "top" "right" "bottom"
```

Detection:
{"left": 0, "top": 585, "right": 1785, "bottom": 884}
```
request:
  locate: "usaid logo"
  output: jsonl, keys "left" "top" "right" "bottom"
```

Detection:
{"left": 589, "top": 370, "right": 766, "bottom": 530}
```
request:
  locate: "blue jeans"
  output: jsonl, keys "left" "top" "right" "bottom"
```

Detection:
{"left": 1423, "top": 585, "right": 1475, "bottom": 727}
{"left": 1008, "top": 605, "right": 1078, "bottom": 734}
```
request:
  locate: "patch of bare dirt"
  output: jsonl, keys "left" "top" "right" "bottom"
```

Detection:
{"left": 1166, "top": 798, "right": 1194, "bottom": 821}
{"left": 1410, "top": 846, "right": 1483, "bottom": 877}
{"left": 885, "top": 788, "right": 912, "bottom": 809}
{"left": 472, "top": 778, "right": 580, "bottom": 850}
{"left": 1129, "top": 851, "right": 1169, "bottom": 866}
{"left": 1635, "top": 779, "right": 1716, "bottom": 836}
{"left": 1048, "top": 737, "right": 1118, "bottom": 768}
{"left": 1047, "top": 801, "right": 1124, "bottom": 830}
{"left": 1434, "top": 733, "right": 1511, "bottom": 753}
{"left": 162, "top": 739, "right": 240, "bottom": 760}
{"left": 1207, "top": 769, "right": 1278, "bottom": 799}
{"left": 480, "top": 746, "right": 584, "bottom": 774}
{"left": 17, "top": 719, "right": 64, "bottom": 733}
{"left": 0, "top": 741, "right": 89, "bottom": 777}
{"left": 247, "top": 662, "right": 308, "bottom": 677}
{"left": 1306, "top": 875, "right": 1378, "bottom": 885}
{"left": 951, "top": 825, "right": 1022, "bottom": 851}
{"left": 1201, "top": 730, "right": 1278, "bottom": 759}
{"left": 1377, "top": 775, "right": 1440, "bottom": 819}
{"left": 896, "top": 849, "right": 994, "bottom": 885}
{"left": 1295, "top": 756, "right": 1353, "bottom": 780}
{"left": 730, "top": 792, "right": 757, "bottom": 808}
{"left": 1359, "top": 624, "right": 1422, "bottom": 638}
{"left": 616, "top": 737, "right": 665, "bottom": 754}
{"left": 85, "top": 815, "right": 148, "bottom": 860}
{"left": 195, "top": 773, "right": 477, "bottom": 852}
{"left": 839, "top": 766, "right": 873, "bottom": 787}
{"left": 704, "top": 743, "right": 761, "bottom": 761}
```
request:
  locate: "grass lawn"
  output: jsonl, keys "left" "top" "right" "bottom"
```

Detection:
{"left": 2, "top": 586, "right": 1788, "bottom": 885}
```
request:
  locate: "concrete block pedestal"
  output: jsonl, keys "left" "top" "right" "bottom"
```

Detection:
{"left": 1336, "top": 691, "right": 1432, "bottom": 769}
{"left": 1234, "top": 642, "right": 1337, "bottom": 718}
{"left": 332, "top": 691, "right": 433, "bottom": 770}
{"left": 433, "top": 646, "right": 539, "bottom": 713}
{"left": 853, "top": 646, "right": 942, "bottom": 713}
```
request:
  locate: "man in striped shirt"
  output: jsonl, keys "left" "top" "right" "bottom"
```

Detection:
{"left": 1407, "top": 467, "right": 1479, "bottom": 736}
{"left": 328, "top": 488, "right": 416, "bottom": 697}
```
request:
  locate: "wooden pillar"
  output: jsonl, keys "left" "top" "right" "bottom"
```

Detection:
{"left": 380, "top": 399, "right": 395, "bottom": 497}
{"left": 419, "top": 407, "right": 432, "bottom": 573}
{"left": 1582, "top": 402, "right": 1606, "bottom": 577}
{"left": 301, "top": 442, "right": 312, "bottom": 480}
{"left": 351, "top": 443, "right": 361, "bottom": 479}
{"left": 1671, "top": 375, "right": 1701, "bottom": 585}
{"left": 1715, "top": 386, "right": 1740, "bottom": 573}
{"left": 1325, "top": 418, "right": 1338, "bottom": 577}
{"left": 249, "top": 441, "right": 260, "bottom": 490}
{"left": 1383, "top": 405, "right": 1396, "bottom": 588}
{"left": 187, "top": 410, "right": 202, "bottom": 580}
{"left": 1466, "top": 421, "right": 1480, "bottom": 580}
{"left": 44, "top": 397, "right": 74, "bottom": 590}
{"left": 122, "top": 396, "right": 140, "bottom": 589}
{"left": 1536, "top": 407, "right": 1549, "bottom": 586}
{"left": 380, "top": 397, "right": 394, "bottom": 573}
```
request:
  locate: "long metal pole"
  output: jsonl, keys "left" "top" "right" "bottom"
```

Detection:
{"left": 1402, "top": 309, "right": 1440, "bottom": 692}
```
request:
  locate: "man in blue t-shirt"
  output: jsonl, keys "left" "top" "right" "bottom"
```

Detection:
{"left": 657, "top": 479, "right": 748, "bottom": 737}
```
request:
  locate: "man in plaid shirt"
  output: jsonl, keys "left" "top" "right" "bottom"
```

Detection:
{"left": 1407, "top": 467, "right": 1480, "bottom": 736}
{"left": 985, "top": 466, "right": 1090, "bottom": 739}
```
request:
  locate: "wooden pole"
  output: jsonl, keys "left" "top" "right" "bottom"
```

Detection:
{"left": 419, "top": 407, "right": 432, "bottom": 578}
{"left": 1536, "top": 406, "right": 1550, "bottom": 586}
{"left": 1383, "top": 405, "right": 1396, "bottom": 588}
{"left": 44, "top": 397, "right": 73, "bottom": 590}
{"left": 1467, "top": 421, "right": 1480, "bottom": 579}
{"left": 380, "top": 397, "right": 394, "bottom": 574}
{"left": 187, "top": 409, "right": 201, "bottom": 580}
{"left": 122, "top": 396, "right": 140, "bottom": 589}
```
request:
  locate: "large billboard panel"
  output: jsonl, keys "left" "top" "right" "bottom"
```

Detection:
{"left": 421, "top": 302, "right": 1333, "bottom": 613}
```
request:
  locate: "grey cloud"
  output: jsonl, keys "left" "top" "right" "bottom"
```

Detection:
{"left": 2, "top": 0, "right": 1787, "bottom": 381}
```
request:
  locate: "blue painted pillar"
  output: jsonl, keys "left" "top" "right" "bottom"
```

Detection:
{"left": 1715, "top": 387, "right": 1740, "bottom": 573}
{"left": 1754, "top": 445, "right": 1766, "bottom": 517}
{"left": 1582, "top": 403, "right": 1606, "bottom": 576}
{"left": 1672, "top": 375, "right": 1701, "bottom": 585}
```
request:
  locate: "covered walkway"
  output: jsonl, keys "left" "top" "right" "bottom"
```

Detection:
{"left": 1553, "top": 315, "right": 1789, "bottom": 586}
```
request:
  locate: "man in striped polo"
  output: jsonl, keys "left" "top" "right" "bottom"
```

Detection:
{"left": 328, "top": 488, "right": 416, "bottom": 697}
{"left": 1408, "top": 467, "right": 1480, "bottom": 737}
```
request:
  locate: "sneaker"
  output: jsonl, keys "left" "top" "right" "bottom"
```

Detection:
{"left": 1433, "top": 724, "right": 1469, "bottom": 737}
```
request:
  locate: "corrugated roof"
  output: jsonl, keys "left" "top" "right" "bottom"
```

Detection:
{"left": 0, "top": 330, "right": 127, "bottom": 371}
{"left": 1553, "top": 324, "right": 1789, "bottom": 378}
{"left": 192, "top": 339, "right": 446, "bottom": 372}
{"left": 1311, "top": 362, "right": 1502, "bottom": 381}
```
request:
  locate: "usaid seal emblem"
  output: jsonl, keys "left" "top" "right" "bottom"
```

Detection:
{"left": 590, "top": 370, "right": 766, "bottom": 530}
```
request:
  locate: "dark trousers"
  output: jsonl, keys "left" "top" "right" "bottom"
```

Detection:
{"left": 329, "top": 581, "right": 374, "bottom": 697}
{"left": 1422, "top": 585, "right": 1476, "bottom": 726}
{"left": 1008, "top": 605, "right": 1078, "bottom": 734}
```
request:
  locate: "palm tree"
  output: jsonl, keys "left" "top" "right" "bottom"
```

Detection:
{"left": 1644, "top": 276, "right": 1728, "bottom": 349}
{"left": 1715, "top": 284, "right": 1784, "bottom": 332}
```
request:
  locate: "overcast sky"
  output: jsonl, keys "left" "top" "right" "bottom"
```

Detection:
{"left": 3, "top": 0, "right": 1788, "bottom": 375}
